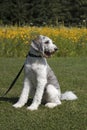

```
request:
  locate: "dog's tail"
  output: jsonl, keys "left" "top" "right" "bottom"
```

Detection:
{"left": 61, "top": 91, "right": 77, "bottom": 100}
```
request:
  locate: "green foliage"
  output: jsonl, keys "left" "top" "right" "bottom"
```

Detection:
{"left": 0, "top": 0, "right": 87, "bottom": 26}
{"left": 0, "top": 35, "right": 87, "bottom": 57}
{"left": 55, "top": 36, "right": 87, "bottom": 57}
{"left": 0, "top": 38, "right": 29, "bottom": 57}
{"left": 0, "top": 57, "right": 87, "bottom": 130}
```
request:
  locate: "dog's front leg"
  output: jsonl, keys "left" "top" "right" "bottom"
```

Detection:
{"left": 27, "top": 71, "right": 47, "bottom": 111}
{"left": 13, "top": 77, "right": 31, "bottom": 108}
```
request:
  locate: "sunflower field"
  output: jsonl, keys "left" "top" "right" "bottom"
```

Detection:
{"left": 0, "top": 26, "right": 87, "bottom": 57}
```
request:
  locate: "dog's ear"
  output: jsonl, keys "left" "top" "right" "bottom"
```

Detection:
{"left": 31, "top": 35, "right": 44, "bottom": 54}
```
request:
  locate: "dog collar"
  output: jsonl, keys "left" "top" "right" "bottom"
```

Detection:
{"left": 28, "top": 52, "right": 42, "bottom": 58}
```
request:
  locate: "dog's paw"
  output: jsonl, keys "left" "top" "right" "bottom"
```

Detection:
{"left": 13, "top": 103, "right": 23, "bottom": 108}
{"left": 27, "top": 105, "right": 38, "bottom": 111}
{"left": 45, "top": 103, "right": 60, "bottom": 108}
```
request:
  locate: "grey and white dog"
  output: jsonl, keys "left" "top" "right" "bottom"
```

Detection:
{"left": 13, "top": 35, "right": 77, "bottom": 110}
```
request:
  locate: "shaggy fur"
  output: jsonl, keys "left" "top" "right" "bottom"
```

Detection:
{"left": 13, "top": 35, "right": 77, "bottom": 110}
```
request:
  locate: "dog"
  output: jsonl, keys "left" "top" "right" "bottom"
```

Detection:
{"left": 13, "top": 35, "right": 77, "bottom": 110}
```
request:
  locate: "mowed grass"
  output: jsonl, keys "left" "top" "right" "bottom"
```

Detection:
{"left": 0, "top": 57, "right": 87, "bottom": 130}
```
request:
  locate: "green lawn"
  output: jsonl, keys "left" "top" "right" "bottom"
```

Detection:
{"left": 0, "top": 57, "right": 87, "bottom": 130}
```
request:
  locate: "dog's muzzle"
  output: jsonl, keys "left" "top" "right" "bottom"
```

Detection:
{"left": 44, "top": 47, "right": 58, "bottom": 57}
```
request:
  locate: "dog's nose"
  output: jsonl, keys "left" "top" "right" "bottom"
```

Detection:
{"left": 54, "top": 48, "right": 58, "bottom": 51}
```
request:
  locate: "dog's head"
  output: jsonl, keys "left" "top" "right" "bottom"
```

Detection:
{"left": 31, "top": 35, "right": 58, "bottom": 57}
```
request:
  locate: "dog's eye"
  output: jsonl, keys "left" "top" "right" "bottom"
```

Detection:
{"left": 45, "top": 41, "right": 49, "bottom": 44}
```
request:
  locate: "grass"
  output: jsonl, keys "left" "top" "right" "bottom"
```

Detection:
{"left": 0, "top": 57, "right": 87, "bottom": 130}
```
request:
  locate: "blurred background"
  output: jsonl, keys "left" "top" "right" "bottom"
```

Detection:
{"left": 0, "top": 0, "right": 87, "bottom": 27}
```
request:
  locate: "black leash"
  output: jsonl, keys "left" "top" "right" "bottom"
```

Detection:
{"left": 2, "top": 63, "right": 25, "bottom": 97}
{"left": 1, "top": 52, "right": 28, "bottom": 97}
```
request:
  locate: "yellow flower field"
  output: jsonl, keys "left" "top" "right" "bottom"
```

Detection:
{"left": 0, "top": 26, "right": 87, "bottom": 57}
{"left": 0, "top": 26, "right": 87, "bottom": 43}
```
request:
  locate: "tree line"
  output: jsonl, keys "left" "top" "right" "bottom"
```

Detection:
{"left": 0, "top": 0, "right": 87, "bottom": 27}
